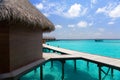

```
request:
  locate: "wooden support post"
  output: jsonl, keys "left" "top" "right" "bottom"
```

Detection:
{"left": 53, "top": 50, "right": 56, "bottom": 53}
{"left": 51, "top": 60, "right": 53, "bottom": 68}
{"left": 111, "top": 68, "right": 114, "bottom": 77}
{"left": 87, "top": 61, "right": 89, "bottom": 68}
{"left": 98, "top": 65, "right": 102, "bottom": 80}
{"left": 87, "top": 61, "right": 89, "bottom": 70}
{"left": 61, "top": 60, "right": 65, "bottom": 80}
{"left": 74, "top": 60, "right": 76, "bottom": 71}
{"left": 34, "top": 68, "right": 37, "bottom": 73}
{"left": 40, "top": 65, "right": 43, "bottom": 80}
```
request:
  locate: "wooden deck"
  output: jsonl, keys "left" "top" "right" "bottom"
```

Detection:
{"left": 43, "top": 44, "right": 120, "bottom": 70}
{"left": 43, "top": 44, "right": 120, "bottom": 80}
{"left": 43, "top": 53, "right": 81, "bottom": 60}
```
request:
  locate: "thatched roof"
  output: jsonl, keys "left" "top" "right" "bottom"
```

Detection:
{"left": 0, "top": 0, "right": 55, "bottom": 32}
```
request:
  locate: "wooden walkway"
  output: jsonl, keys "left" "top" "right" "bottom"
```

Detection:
{"left": 43, "top": 53, "right": 82, "bottom": 60}
{"left": 43, "top": 44, "right": 120, "bottom": 70}
{"left": 43, "top": 44, "right": 120, "bottom": 80}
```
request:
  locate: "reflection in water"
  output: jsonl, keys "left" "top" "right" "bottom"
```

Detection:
{"left": 43, "top": 74, "right": 55, "bottom": 80}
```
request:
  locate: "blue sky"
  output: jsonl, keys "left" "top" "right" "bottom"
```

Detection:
{"left": 30, "top": 0, "right": 120, "bottom": 39}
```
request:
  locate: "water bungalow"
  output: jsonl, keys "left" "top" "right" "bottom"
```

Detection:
{"left": 0, "top": 0, "right": 120, "bottom": 80}
{"left": 42, "top": 37, "right": 56, "bottom": 43}
{"left": 0, "top": 0, "right": 54, "bottom": 80}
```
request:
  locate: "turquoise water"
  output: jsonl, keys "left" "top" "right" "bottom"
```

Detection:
{"left": 21, "top": 40, "right": 120, "bottom": 80}
{"left": 46, "top": 40, "right": 120, "bottom": 59}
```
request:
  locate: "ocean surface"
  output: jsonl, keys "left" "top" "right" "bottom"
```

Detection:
{"left": 21, "top": 40, "right": 120, "bottom": 80}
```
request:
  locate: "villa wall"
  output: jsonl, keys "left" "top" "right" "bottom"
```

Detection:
{"left": 0, "top": 23, "right": 43, "bottom": 73}
{"left": 9, "top": 25, "right": 43, "bottom": 71}
{"left": 0, "top": 24, "right": 10, "bottom": 74}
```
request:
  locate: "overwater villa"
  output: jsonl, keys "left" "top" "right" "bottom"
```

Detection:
{"left": 0, "top": 0, "right": 54, "bottom": 79}
{"left": 42, "top": 37, "right": 56, "bottom": 43}
{"left": 0, "top": 0, "right": 120, "bottom": 80}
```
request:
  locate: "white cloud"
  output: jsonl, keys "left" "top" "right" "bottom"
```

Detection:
{"left": 35, "top": 3, "right": 44, "bottom": 10}
{"left": 77, "top": 21, "right": 88, "bottom": 28}
{"left": 109, "top": 5, "right": 120, "bottom": 18}
{"left": 34, "top": 1, "right": 87, "bottom": 18}
{"left": 64, "top": 3, "right": 87, "bottom": 18}
{"left": 35, "top": 1, "right": 66, "bottom": 17}
{"left": 65, "top": 3, "right": 81, "bottom": 18}
{"left": 108, "top": 21, "right": 114, "bottom": 24}
{"left": 96, "top": 3, "right": 120, "bottom": 18}
{"left": 96, "top": 7, "right": 107, "bottom": 13}
{"left": 55, "top": 25, "right": 62, "bottom": 29}
{"left": 68, "top": 24, "right": 75, "bottom": 28}
{"left": 68, "top": 21, "right": 92, "bottom": 28}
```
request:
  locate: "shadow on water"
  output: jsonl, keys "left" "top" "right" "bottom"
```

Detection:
{"left": 117, "top": 73, "right": 120, "bottom": 80}
{"left": 117, "top": 77, "right": 120, "bottom": 80}
{"left": 65, "top": 71, "right": 97, "bottom": 80}
{"left": 50, "top": 61, "right": 98, "bottom": 80}
{"left": 43, "top": 74, "right": 55, "bottom": 80}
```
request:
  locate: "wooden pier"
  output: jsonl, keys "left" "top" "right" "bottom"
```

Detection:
{"left": 43, "top": 44, "right": 120, "bottom": 80}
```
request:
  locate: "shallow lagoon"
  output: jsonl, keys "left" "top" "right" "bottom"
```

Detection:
{"left": 21, "top": 40, "right": 120, "bottom": 80}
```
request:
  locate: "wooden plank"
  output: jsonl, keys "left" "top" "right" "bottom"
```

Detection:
{"left": 43, "top": 53, "right": 81, "bottom": 60}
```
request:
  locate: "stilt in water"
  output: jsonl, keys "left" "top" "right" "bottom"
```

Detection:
{"left": 74, "top": 60, "right": 77, "bottom": 71}
{"left": 34, "top": 68, "right": 37, "bottom": 73}
{"left": 40, "top": 65, "right": 43, "bottom": 80}
{"left": 61, "top": 60, "right": 65, "bottom": 80}
{"left": 51, "top": 60, "right": 53, "bottom": 68}
{"left": 87, "top": 61, "right": 89, "bottom": 70}
{"left": 98, "top": 64, "right": 102, "bottom": 80}
{"left": 111, "top": 68, "right": 114, "bottom": 78}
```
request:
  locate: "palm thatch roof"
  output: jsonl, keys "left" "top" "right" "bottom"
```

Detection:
{"left": 0, "top": 0, "right": 55, "bottom": 32}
